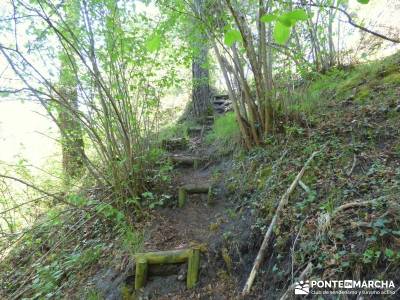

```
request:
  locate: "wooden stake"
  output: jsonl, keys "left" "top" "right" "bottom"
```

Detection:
{"left": 187, "top": 248, "right": 200, "bottom": 288}
{"left": 242, "top": 151, "right": 319, "bottom": 295}
{"left": 178, "top": 188, "right": 187, "bottom": 208}
{"left": 193, "top": 159, "right": 199, "bottom": 169}
{"left": 207, "top": 186, "right": 214, "bottom": 205}
{"left": 135, "top": 256, "right": 148, "bottom": 289}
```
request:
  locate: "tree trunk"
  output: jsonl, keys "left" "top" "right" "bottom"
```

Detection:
{"left": 58, "top": 84, "right": 84, "bottom": 178}
{"left": 328, "top": 3, "right": 337, "bottom": 67}
{"left": 190, "top": 0, "right": 210, "bottom": 119}
{"left": 58, "top": 0, "right": 85, "bottom": 178}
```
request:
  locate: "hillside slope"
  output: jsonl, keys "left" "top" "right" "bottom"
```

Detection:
{"left": 1, "top": 53, "right": 399, "bottom": 300}
{"left": 217, "top": 52, "right": 400, "bottom": 298}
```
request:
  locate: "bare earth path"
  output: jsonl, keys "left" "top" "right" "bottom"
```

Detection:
{"left": 136, "top": 98, "right": 247, "bottom": 299}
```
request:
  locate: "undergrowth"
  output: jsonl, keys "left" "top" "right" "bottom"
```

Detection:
{"left": 0, "top": 194, "right": 144, "bottom": 299}
{"left": 205, "top": 112, "right": 241, "bottom": 155}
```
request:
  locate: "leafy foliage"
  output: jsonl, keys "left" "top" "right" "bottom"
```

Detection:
{"left": 224, "top": 29, "right": 242, "bottom": 47}
{"left": 263, "top": 8, "right": 309, "bottom": 45}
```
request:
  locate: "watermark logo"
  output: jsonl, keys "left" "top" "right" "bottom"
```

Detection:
{"left": 293, "top": 279, "right": 396, "bottom": 296}
{"left": 344, "top": 280, "right": 353, "bottom": 289}
{"left": 294, "top": 280, "right": 310, "bottom": 295}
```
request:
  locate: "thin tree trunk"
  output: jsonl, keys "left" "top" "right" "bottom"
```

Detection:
{"left": 225, "top": 0, "right": 267, "bottom": 132}
{"left": 264, "top": 22, "right": 274, "bottom": 133}
{"left": 328, "top": 7, "right": 335, "bottom": 67}
{"left": 212, "top": 42, "right": 252, "bottom": 149}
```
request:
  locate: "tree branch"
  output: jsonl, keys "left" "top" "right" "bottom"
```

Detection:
{"left": 297, "top": 1, "right": 400, "bottom": 43}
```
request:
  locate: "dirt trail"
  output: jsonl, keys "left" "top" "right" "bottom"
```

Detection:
{"left": 136, "top": 98, "right": 243, "bottom": 299}
{"left": 144, "top": 162, "right": 226, "bottom": 252}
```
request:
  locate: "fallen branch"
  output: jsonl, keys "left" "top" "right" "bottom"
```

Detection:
{"left": 242, "top": 151, "right": 319, "bottom": 295}
{"left": 334, "top": 200, "right": 375, "bottom": 214}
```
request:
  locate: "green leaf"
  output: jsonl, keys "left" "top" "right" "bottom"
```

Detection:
{"left": 385, "top": 248, "right": 394, "bottom": 258}
{"left": 277, "top": 15, "right": 294, "bottom": 27}
{"left": 224, "top": 29, "right": 242, "bottom": 47}
{"left": 277, "top": 9, "right": 309, "bottom": 28}
{"left": 357, "top": 0, "right": 369, "bottom": 4}
{"left": 145, "top": 34, "right": 161, "bottom": 52}
{"left": 260, "top": 13, "right": 277, "bottom": 23}
{"left": 286, "top": 9, "right": 309, "bottom": 21}
{"left": 273, "top": 21, "right": 291, "bottom": 45}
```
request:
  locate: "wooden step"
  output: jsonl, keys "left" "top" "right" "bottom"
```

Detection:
{"left": 215, "top": 105, "right": 233, "bottom": 113}
{"left": 178, "top": 184, "right": 213, "bottom": 207}
{"left": 162, "top": 138, "right": 188, "bottom": 151}
{"left": 134, "top": 248, "right": 200, "bottom": 290}
{"left": 205, "top": 116, "right": 215, "bottom": 121}
{"left": 213, "top": 104, "right": 229, "bottom": 111}
{"left": 213, "top": 99, "right": 231, "bottom": 105}
{"left": 213, "top": 100, "right": 230, "bottom": 106}
{"left": 187, "top": 126, "right": 203, "bottom": 136}
{"left": 198, "top": 116, "right": 214, "bottom": 126}
{"left": 168, "top": 154, "right": 203, "bottom": 169}
{"left": 214, "top": 94, "right": 229, "bottom": 100}
{"left": 213, "top": 102, "right": 232, "bottom": 108}
{"left": 205, "top": 116, "right": 215, "bottom": 125}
